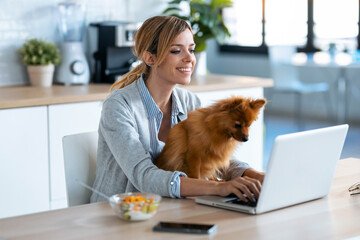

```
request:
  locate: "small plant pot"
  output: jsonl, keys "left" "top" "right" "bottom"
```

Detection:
{"left": 27, "top": 64, "right": 55, "bottom": 87}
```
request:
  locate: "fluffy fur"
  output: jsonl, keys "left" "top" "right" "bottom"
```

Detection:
{"left": 155, "top": 96, "right": 266, "bottom": 179}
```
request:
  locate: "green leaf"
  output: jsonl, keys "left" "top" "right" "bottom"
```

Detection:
{"left": 210, "top": 0, "right": 233, "bottom": 10}
{"left": 194, "top": 38, "right": 206, "bottom": 52}
{"left": 163, "top": 7, "right": 182, "bottom": 14}
{"left": 168, "top": 0, "right": 188, "bottom": 4}
{"left": 191, "top": 0, "right": 206, "bottom": 4}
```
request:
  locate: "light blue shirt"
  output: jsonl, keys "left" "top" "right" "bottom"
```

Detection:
{"left": 138, "top": 77, "right": 187, "bottom": 196}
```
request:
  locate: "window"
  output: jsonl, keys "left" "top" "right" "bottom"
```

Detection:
{"left": 313, "top": 0, "right": 359, "bottom": 52}
{"left": 221, "top": 0, "right": 360, "bottom": 54}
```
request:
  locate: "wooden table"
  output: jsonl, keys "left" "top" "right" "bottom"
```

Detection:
{"left": 1, "top": 158, "right": 359, "bottom": 240}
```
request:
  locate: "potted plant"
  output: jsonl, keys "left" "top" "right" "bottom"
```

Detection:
{"left": 19, "top": 38, "right": 61, "bottom": 87}
{"left": 163, "top": 0, "right": 233, "bottom": 74}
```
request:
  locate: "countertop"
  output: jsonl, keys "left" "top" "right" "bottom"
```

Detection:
{"left": 0, "top": 74, "right": 273, "bottom": 109}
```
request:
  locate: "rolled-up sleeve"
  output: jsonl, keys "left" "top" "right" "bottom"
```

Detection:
{"left": 169, "top": 171, "right": 187, "bottom": 198}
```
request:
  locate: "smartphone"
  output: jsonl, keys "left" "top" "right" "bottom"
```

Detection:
{"left": 153, "top": 221, "right": 217, "bottom": 234}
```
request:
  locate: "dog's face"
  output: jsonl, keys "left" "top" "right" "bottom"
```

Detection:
{"left": 218, "top": 97, "right": 267, "bottom": 142}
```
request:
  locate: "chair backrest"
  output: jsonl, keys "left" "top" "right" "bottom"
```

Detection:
{"left": 62, "top": 131, "right": 98, "bottom": 207}
{"left": 268, "top": 45, "right": 301, "bottom": 89}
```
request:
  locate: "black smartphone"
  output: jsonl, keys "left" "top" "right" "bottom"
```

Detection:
{"left": 153, "top": 221, "right": 217, "bottom": 234}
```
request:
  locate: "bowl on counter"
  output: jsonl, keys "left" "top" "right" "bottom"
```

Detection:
{"left": 109, "top": 192, "right": 161, "bottom": 221}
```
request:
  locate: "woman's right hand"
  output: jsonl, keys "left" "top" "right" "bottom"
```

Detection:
{"left": 217, "top": 176, "right": 262, "bottom": 202}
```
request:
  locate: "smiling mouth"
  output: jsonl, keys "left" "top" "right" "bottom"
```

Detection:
{"left": 177, "top": 67, "right": 192, "bottom": 72}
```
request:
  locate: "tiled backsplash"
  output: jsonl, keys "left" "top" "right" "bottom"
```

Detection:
{"left": 0, "top": 0, "right": 167, "bottom": 87}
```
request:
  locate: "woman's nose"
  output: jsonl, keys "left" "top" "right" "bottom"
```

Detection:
{"left": 184, "top": 51, "right": 196, "bottom": 63}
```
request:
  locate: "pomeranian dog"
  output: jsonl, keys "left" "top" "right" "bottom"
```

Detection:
{"left": 155, "top": 96, "right": 266, "bottom": 179}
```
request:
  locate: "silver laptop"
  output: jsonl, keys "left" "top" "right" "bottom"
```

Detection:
{"left": 195, "top": 124, "right": 349, "bottom": 214}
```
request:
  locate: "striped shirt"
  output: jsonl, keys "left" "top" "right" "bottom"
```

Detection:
{"left": 138, "top": 77, "right": 187, "bottom": 198}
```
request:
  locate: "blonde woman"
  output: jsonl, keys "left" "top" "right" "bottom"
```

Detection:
{"left": 91, "top": 16, "right": 264, "bottom": 203}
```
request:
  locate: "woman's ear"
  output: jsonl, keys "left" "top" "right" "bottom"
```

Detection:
{"left": 143, "top": 51, "right": 156, "bottom": 66}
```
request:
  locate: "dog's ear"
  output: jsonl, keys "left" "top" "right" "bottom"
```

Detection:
{"left": 219, "top": 97, "right": 244, "bottom": 111}
{"left": 250, "top": 99, "right": 267, "bottom": 110}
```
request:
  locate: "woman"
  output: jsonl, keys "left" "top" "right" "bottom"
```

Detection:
{"left": 90, "top": 16, "right": 264, "bottom": 203}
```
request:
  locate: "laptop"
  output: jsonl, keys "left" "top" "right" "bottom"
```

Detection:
{"left": 195, "top": 124, "right": 349, "bottom": 215}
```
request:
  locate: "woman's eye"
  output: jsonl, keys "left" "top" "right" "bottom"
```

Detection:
{"left": 234, "top": 123, "right": 242, "bottom": 128}
{"left": 170, "top": 50, "right": 181, "bottom": 54}
{"left": 189, "top": 49, "right": 195, "bottom": 54}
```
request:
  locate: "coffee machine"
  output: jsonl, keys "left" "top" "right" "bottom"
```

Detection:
{"left": 90, "top": 21, "right": 141, "bottom": 83}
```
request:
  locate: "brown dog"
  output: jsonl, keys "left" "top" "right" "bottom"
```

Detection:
{"left": 155, "top": 96, "right": 266, "bottom": 179}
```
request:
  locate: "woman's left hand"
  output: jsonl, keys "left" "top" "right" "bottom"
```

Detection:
{"left": 243, "top": 168, "right": 265, "bottom": 184}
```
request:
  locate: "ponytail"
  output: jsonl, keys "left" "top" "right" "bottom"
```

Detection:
{"left": 110, "top": 62, "right": 150, "bottom": 92}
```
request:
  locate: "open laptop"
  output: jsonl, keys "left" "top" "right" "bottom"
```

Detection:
{"left": 195, "top": 124, "right": 349, "bottom": 214}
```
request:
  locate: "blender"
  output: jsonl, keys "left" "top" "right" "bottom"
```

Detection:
{"left": 55, "top": 1, "right": 90, "bottom": 85}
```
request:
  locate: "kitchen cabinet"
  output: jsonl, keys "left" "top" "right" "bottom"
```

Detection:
{"left": 0, "top": 107, "right": 49, "bottom": 218}
{"left": 196, "top": 87, "right": 264, "bottom": 171}
{"left": 48, "top": 101, "right": 102, "bottom": 209}
{"left": 0, "top": 102, "right": 102, "bottom": 218}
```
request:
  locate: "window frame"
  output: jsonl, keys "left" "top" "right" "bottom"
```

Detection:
{"left": 220, "top": 0, "right": 360, "bottom": 54}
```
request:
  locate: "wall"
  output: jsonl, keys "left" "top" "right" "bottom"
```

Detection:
{"left": 206, "top": 39, "right": 360, "bottom": 123}
{"left": 0, "top": 0, "right": 167, "bottom": 87}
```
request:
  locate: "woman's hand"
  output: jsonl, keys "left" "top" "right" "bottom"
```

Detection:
{"left": 179, "top": 170, "right": 265, "bottom": 200}
{"left": 217, "top": 176, "right": 262, "bottom": 202}
{"left": 243, "top": 168, "right": 265, "bottom": 184}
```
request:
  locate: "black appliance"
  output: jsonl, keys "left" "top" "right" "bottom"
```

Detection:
{"left": 90, "top": 21, "right": 141, "bottom": 83}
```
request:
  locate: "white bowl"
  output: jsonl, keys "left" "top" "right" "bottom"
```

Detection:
{"left": 109, "top": 192, "right": 161, "bottom": 221}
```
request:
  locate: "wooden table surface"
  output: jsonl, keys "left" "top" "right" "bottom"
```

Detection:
{"left": 0, "top": 158, "right": 359, "bottom": 240}
{"left": 0, "top": 74, "right": 273, "bottom": 109}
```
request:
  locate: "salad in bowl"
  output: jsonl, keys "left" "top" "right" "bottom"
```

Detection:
{"left": 109, "top": 192, "right": 161, "bottom": 221}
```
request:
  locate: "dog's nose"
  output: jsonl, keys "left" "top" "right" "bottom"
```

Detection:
{"left": 242, "top": 137, "right": 248, "bottom": 142}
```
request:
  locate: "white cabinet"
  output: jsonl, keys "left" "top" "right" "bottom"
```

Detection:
{"left": 196, "top": 87, "right": 265, "bottom": 171}
{"left": 48, "top": 101, "right": 102, "bottom": 209}
{"left": 0, "top": 107, "right": 49, "bottom": 218}
{"left": 0, "top": 101, "right": 102, "bottom": 218}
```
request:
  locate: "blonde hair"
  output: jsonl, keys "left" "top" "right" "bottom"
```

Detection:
{"left": 110, "top": 16, "right": 192, "bottom": 91}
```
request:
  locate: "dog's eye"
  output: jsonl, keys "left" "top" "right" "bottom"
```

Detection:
{"left": 234, "top": 123, "right": 242, "bottom": 128}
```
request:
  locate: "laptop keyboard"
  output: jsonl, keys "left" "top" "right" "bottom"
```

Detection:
{"left": 226, "top": 197, "right": 258, "bottom": 207}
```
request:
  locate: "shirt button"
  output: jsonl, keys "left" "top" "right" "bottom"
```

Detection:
{"left": 170, "top": 181, "right": 174, "bottom": 185}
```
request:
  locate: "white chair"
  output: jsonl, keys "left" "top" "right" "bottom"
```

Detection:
{"left": 62, "top": 131, "right": 98, "bottom": 207}
{"left": 268, "top": 45, "right": 333, "bottom": 129}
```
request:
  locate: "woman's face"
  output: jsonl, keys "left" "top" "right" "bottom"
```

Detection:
{"left": 153, "top": 29, "right": 196, "bottom": 86}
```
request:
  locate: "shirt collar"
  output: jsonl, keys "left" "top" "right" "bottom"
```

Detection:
{"left": 171, "top": 89, "right": 185, "bottom": 116}
{"left": 139, "top": 75, "right": 160, "bottom": 119}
